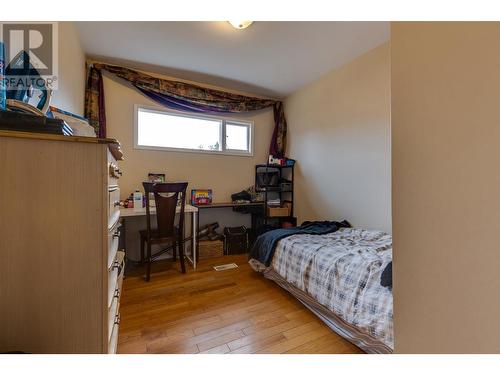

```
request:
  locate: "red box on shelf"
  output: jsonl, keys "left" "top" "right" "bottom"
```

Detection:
{"left": 191, "top": 189, "right": 213, "bottom": 205}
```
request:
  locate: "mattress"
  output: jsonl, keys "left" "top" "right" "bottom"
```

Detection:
{"left": 250, "top": 227, "right": 393, "bottom": 353}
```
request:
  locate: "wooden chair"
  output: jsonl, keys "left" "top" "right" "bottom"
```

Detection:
{"left": 140, "top": 182, "right": 188, "bottom": 281}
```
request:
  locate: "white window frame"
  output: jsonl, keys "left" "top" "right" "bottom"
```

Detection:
{"left": 134, "top": 104, "right": 254, "bottom": 157}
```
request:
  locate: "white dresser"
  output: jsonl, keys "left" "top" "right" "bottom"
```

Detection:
{"left": 0, "top": 130, "right": 124, "bottom": 354}
{"left": 106, "top": 149, "right": 125, "bottom": 354}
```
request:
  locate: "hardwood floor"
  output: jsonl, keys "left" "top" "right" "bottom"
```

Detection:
{"left": 118, "top": 254, "right": 363, "bottom": 354}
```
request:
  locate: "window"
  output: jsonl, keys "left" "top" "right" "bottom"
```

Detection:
{"left": 135, "top": 106, "right": 253, "bottom": 156}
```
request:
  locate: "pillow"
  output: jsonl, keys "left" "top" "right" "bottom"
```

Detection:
{"left": 380, "top": 261, "right": 392, "bottom": 289}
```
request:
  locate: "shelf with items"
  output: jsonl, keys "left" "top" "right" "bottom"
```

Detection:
{"left": 255, "top": 187, "right": 293, "bottom": 193}
{"left": 255, "top": 162, "right": 295, "bottom": 228}
{"left": 267, "top": 201, "right": 292, "bottom": 217}
{"left": 255, "top": 163, "right": 295, "bottom": 169}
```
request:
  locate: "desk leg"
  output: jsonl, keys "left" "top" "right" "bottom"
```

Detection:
{"left": 185, "top": 211, "right": 197, "bottom": 269}
{"left": 192, "top": 211, "right": 197, "bottom": 269}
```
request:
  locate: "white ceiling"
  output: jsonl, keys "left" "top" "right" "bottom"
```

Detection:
{"left": 75, "top": 21, "right": 389, "bottom": 98}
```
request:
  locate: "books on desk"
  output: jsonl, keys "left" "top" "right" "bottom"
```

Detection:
{"left": 191, "top": 189, "right": 213, "bottom": 205}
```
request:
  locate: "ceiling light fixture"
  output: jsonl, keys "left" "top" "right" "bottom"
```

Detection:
{"left": 228, "top": 21, "right": 254, "bottom": 30}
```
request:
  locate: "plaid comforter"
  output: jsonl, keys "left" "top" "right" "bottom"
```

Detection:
{"left": 271, "top": 228, "right": 393, "bottom": 349}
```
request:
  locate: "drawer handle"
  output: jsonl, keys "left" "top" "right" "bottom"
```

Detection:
{"left": 114, "top": 315, "right": 121, "bottom": 325}
{"left": 112, "top": 259, "right": 124, "bottom": 270}
{"left": 113, "top": 230, "right": 121, "bottom": 238}
{"left": 113, "top": 289, "right": 120, "bottom": 299}
{"left": 109, "top": 163, "right": 116, "bottom": 177}
{"left": 109, "top": 164, "right": 123, "bottom": 178}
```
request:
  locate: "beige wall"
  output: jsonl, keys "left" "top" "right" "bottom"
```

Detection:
{"left": 284, "top": 43, "right": 391, "bottom": 232}
{"left": 50, "top": 22, "right": 85, "bottom": 115}
{"left": 102, "top": 72, "right": 274, "bottom": 203}
{"left": 392, "top": 22, "right": 500, "bottom": 353}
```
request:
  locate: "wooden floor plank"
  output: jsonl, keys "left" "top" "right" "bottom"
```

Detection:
{"left": 256, "top": 328, "right": 333, "bottom": 354}
{"left": 229, "top": 333, "right": 288, "bottom": 354}
{"left": 199, "top": 343, "right": 231, "bottom": 354}
{"left": 232, "top": 318, "right": 319, "bottom": 351}
{"left": 284, "top": 334, "right": 359, "bottom": 354}
{"left": 197, "top": 330, "right": 246, "bottom": 352}
{"left": 118, "top": 255, "right": 363, "bottom": 354}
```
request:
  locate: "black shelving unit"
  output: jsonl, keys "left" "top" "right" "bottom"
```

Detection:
{"left": 254, "top": 163, "right": 295, "bottom": 227}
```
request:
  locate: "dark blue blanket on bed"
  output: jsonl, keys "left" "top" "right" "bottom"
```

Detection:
{"left": 250, "top": 220, "right": 351, "bottom": 266}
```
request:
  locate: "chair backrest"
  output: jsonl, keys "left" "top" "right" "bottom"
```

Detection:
{"left": 142, "top": 182, "right": 188, "bottom": 239}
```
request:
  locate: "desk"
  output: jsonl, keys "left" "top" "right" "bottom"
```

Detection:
{"left": 120, "top": 204, "right": 199, "bottom": 269}
{"left": 193, "top": 202, "right": 265, "bottom": 255}
{"left": 194, "top": 202, "right": 265, "bottom": 210}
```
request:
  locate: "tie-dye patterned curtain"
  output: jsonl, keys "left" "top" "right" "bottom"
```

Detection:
{"left": 85, "top": 63, "right": 287, "bottom": 157}
{"left": 84, "top": 66, "right": 107, "bottom": 138}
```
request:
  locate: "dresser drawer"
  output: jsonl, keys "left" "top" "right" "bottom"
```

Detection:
{"left": 108, "top": 312, "right": 120, "bottom": 354}
{"left": 108, "top": 271, "right": 124, "bottom": 341}
{"left": 108, "top": 187, "right": 120, "bottom": 230}
{"left": 108, "top": 298, "right": 120, "bottom": 341}
{"left": 107, "top": 267, "right": 118, "bottom": 308}
{"left": 108, "top": 250, "right": 125, "bottom": 307}
{"left": 107, "top": 149, "right": 121, "bottom": 186}
{"left": 108, "top": 161, "right": 122, "bottom": 188}
{"left": 107, "top": 254, "right": 124, "bottom": 342}
{"left": 108, "top": 221, "right": 121, "bottom": 269}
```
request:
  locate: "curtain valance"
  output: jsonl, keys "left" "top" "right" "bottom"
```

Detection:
{"left": 84, "top": 63, "right": 287, "bottom": 157}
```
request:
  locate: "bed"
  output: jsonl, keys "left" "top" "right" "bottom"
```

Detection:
{"left": 249, "top": 226, "right": 393, "bottom": 354}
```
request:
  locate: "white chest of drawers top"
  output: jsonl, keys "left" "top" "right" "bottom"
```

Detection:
{"left": 0, "top": 131, "right": 124, "bottom": 354}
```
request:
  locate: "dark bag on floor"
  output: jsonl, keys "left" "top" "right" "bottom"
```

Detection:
{"left": 223, "top": 226, "right": 249, "bottom": 255}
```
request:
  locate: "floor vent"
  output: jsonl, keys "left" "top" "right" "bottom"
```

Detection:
{"left": 213, "top": 263, "right": 238, "bottom": 271}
